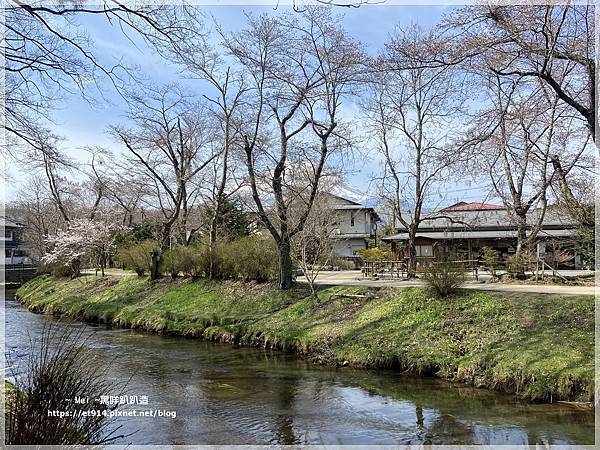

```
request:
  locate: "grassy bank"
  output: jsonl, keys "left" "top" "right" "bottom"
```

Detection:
{"left": 16, "top": 275, "right": 594, "bottom": 403}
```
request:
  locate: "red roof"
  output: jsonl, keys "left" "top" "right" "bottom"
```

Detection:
{"left": 442, "top": 202, "right": 504, "bottom": 212}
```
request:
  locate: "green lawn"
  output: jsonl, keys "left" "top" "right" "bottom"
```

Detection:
{"left": 16, "top": 275, "right": 595, "bottom": 402}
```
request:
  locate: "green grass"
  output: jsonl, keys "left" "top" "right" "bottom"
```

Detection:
{"left": 16, "top": 274, "right": 595, "bottom": 402}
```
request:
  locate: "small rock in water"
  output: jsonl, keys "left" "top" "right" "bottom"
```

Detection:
{"left": 342, "top": 360, "right": 349, "bottom": 367}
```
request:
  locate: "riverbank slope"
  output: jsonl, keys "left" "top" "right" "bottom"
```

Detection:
{"left": 16, "top": 275, "right": 594, "bottom": 403}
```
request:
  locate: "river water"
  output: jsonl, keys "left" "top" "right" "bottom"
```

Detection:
{"left": 4, "top": 296, "right": 594, "bottom": 445}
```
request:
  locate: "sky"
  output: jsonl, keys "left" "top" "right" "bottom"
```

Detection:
{"left": 7, "top": 3, "right": 495, "bottom": 209}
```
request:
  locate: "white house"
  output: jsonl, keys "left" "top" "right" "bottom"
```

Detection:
{"left": 2, "top": 216, "right": 33, "bottom": 265}
{"left": 327, "top": 194, "right": 380, "bottom": 257}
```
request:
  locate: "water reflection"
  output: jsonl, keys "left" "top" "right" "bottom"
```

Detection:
{"left": 4, "top": 298, "right": 594, "bottom": 445}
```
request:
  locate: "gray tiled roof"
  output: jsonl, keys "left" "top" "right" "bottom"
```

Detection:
{"left": 386, "top": 206, "right": 576, "bottom": 241}
{"left": 394, "top": 207, "right": 575, "bottom": 231}
{"left": 0, "top": 216, "right": 24, "bottom": 228}
{"left": 384, "top": 228, "right": 575, "bottom": 241}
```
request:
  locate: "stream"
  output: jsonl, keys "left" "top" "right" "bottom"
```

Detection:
{"left": 4, "top": 295, "right": 594, "bottom": 445}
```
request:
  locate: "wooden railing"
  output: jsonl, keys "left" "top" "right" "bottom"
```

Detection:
{"left": 362, "top": 258, "right": 483, "bottom": 280}
{"left": 433, "top": 259, "right": 480, "bottom": 280}
{"left": 3, "top": 263, "right": 38, "bottom": 284}
{"left": 362, "top": 260, "right": 407, "bottom": 278}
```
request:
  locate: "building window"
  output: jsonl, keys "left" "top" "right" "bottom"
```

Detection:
{"left": 5, "top": 249, "right": 12, "bottom": 258}
{"left": 350, "top": 212, "right": 355, "bottom": 227}
{"left": 5, "top": 230, "right": 13, "bottom": 240}
{"left": 415, "top": 245, "right": 433, "bottom": 257}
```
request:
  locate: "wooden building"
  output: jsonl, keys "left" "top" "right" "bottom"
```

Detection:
{"left": 382, "top": 202, "right": 583, "bottom": 269}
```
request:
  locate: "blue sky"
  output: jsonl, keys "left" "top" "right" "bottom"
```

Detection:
{"left": 9, "top": 3, "right": 494, "bottom": 207}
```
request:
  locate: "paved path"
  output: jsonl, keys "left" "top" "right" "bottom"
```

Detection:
{"left": 82, "top": 269, "right": 596, "bottom": 296}
{"left": 309, "top": 270, "right": 596, "bottom": 296}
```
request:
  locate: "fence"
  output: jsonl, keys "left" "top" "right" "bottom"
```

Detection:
{"left": 362, "top": 260, "right": 407, "bottom": 278}
{"left": 3, "top": 263, "right": 38, "bottom": 284}
{"left": 362, "top": 258, "right": 481, "bottom": 280}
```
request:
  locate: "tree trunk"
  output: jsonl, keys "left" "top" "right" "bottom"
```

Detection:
{"left": 150, "top": 250, "right": 161, "bottom": 281}
{"left": 71, "top": 258, "right": 81, "bottom": 279}
{"left": 407, "top": 228, "right": 417, "bottom": 278}
{"left": 151, "top": 226, "right": 173, "bottom": 281}
{"left": 514, "top": 214, "right": 528, "bottom": 276}
{"left": 209, "top": 119, "right": 230, "bottom": 280}
{"left": 208, "top": 218, "right": 218, "bottom": 279}
{"left": 278, "top": 237, "right": 294, "bottom": 290}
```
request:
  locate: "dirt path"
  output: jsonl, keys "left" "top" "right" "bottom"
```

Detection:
{"left": 82, "top": 269, "right": 136, "bottom": 277}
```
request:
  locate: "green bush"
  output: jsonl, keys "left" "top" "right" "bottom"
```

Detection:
{"left": 505, "top": 251, "right": 532, "bottom": 276}
{"left": 154, "top": 235, "right": 278, "bottom": 282}
{"left": 480, "top": 246, "right": 500, "bottom": 277}
{"left": 115, "top": 240, "right": 157, "bottom": 276}
{"left": 357, "top": 246, "right": 390, "bottom": 261}
{"left": 334, "top": 258, "right": 357, "bottom": 270}
{"left": 216, "top": 235, "right": 278, "bottom": 282}
{"left": 37, "top": 260, "right": 74, "bottom": 278}
{"left": 162, "top": 243, "right": 209, "bottom": 278}
{"left": 115, "top": 235, "right": 277, "bottom": 282}
{"left": 421, "top": 251, "right": 465, "bottom": 298}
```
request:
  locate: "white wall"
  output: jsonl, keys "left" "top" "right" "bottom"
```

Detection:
{"left": 332, "top": 238, "right": 368, "bottom": 257}
{"left": 334, "top": 209, "right": 373, "bottom": 235}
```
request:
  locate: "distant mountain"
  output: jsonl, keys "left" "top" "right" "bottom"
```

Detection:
{"left": 330, "top": 184, "right": 378, "bottom": 207}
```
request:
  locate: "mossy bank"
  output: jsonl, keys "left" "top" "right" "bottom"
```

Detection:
{"left": 16, "top": 275, "right": 594, "bottom": 403}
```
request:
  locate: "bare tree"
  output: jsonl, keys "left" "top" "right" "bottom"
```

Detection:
{"left": 462, "top": 69, "right": 591, "bottom": 267}
{"left": 438, "top": 4, "right": 596, "bottom": 256}
{"left": 102, "top": 171, "right": 149, "bottom": 227}
{"left": 291, "top": 194, "right": 338, "bottom": 295}
{"left": 224, "top": 8, "right": 363, "bottom": 289}
{"left": 110, "top": 86, "right": 220, "bottom": 279}
{"left": 549, "top": 159, "right": 595, "bottom": 267}
{"left": 3, "top": 1, "right": 196, "bottom": 161}
{"left": 550, "top": 152, "right": 595, "bottom": 229}
{"left": 6, "top": 176, "right": 65, "bottom": 259}
{"left": 442, "top": 4, "right": 595, "bottom": 141}
{"left": 482, "top": 78, "right": 556, "bottom": 258}
{"left": 151, "top": 14, "right": 249, "bottom": 275}
{"left": 364, "top": 25, "right": 466, "bottom": 277}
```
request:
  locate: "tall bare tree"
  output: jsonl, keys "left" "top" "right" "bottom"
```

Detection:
{"left": 477, "top": 77, "right": 562, "bottom": 258}
{"left": 3, "top": 1, "right": 196, "bottom": 161}
{"left": 110, "top": 86, "right": 220, "bottom": 279}
{"left": 442, "top": 4, "right": 595, "bottom": 142}
{"left": 224, "top": 8, "right": 363, "bottom": 289}
{"left": 439, "top": 4, "right": 596, "bottom": 257}
{"left": 291, "top": 194, "right": 339, "bottom": 295}
{"left": 151, "top": 13, "right": 249, "bottom": 276}
{"left": 364, "top": 25, "right": 466, "bottom": 277}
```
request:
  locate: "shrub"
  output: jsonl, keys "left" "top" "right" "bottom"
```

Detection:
{"left": 421, "top": 251, "right": 465, "bottom": 298}
{"left": 117, "top": 236, "right": 277, "bottom": 282}
{"left": 505, "top": 250, "right": 534, "bottom": 276}
{"left": 357, "top": 247, "right": 390, "bottom": 261}
{"left": 115, "top": 240, "right": 157, "bottom": 276}
{"left": 216, "top": 235, "right": 278, "bottom": 282}
{"left": 37, "top": 260, "right": 74, "bottom": 278}
{"left": 6, "top": 324, "right": 124, "bottom": 445}
{"left": 162, "top": 244, "right": 208, "bottom": 278}
{"left": 334, "top": 258, "right": 357, "bottom": 270}
{"left": 480, "top": 246, "right": 500, "bottom": 277}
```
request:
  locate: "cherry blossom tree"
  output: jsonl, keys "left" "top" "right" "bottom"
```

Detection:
{"left": 42, "top": 219, "right": 121, "bottom": 277}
